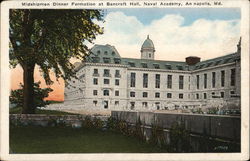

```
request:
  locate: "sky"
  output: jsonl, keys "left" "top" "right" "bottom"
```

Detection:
{"left": 11, "top": 8, "right": 241, "bottom": 101}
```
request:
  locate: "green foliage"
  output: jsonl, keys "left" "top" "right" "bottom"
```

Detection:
{"left": 82, "top": 116, "right": 93, "bottom": 128}
{"left": 207, "top": 107, "right": 219, "bottom": 114}
{"left": 9, "top": 82, "right": 53, "bottom": 109}
{"left": 106, "top": 117, "right": 117, "bottom": 130}
{"left": 92, "top": 117, "right": 104, "bottom": 129}
{"left": 134, "top": 117, "right": 145, "bottom": 141}
{"left": 9, "top": 9, "right": 104, "bottom": 83}
{"left": 149, "top": 124, "right": 166, "bottom": 147}
{"left": 169, "top": 123, "right": 191, "bottom": 152}
{"left": 9, "top": 9, "right": 104, "bottom": 113}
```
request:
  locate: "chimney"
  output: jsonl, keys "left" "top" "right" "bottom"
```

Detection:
{"left": 185, "top": 56, "right": 201, "bottom": 65}
{"left": 237, "top": 37, "right": 241, "bottom": 53}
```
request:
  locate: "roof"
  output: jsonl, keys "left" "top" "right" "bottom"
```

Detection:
{"left": 83, "top": 44, "right": 240, "bottom": 71}
{"left": 192, "top": 53, "right": 240, "bottom": 70}
{"left": 141, "top": 35, "right": 154, "bottom": 49}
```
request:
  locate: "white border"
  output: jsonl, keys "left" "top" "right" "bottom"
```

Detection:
{"left": 1, "top": 0, "right": 249, "bottom": 160}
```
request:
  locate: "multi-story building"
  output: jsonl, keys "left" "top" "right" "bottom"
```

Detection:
{"left": 64, "top": 36, "right": 241, "bottom": 111}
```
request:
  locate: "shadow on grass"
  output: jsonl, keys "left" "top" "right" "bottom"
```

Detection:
{"left": 10, "top": 125, "right": 168, "bottom": 153}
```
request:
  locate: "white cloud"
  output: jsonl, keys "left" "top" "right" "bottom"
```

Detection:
{"left": 92, "top": 11, "right": 240, "bottom": 61}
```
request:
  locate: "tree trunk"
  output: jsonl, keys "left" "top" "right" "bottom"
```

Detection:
{"left": 22, "top": 64, "right": 35, "bottom": 114}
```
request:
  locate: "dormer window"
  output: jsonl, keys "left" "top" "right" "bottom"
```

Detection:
{"left": 114, "top": 58, "right": 121, "bottom": 64}
{"left": 128, "top": 62, "right": 135, "bottom": 67}
{"left": 141, "top": 63, "right": 148, "bottom": 68}
{"left": 214, "top": 60, "right": 221, "bottom": 66}
{"left": 97, "top": 50, "right": 101, "bottom": 55}
{"left": 153, "top": 63, "right": 160, "bottom": 69}
{"left": 92, "top": 57, "right": 100, "bottom": 63}
{"left": 103, "top": 57, "right": 110, "bottom": 63}
{"left": 112, "top": 51, "right": 116, "bottom": 56}
{"left": 165, "top": 64, "right": 172, "bottom": 70}
{"left": 176, "top": 65, "right": 183, "bottom": 70}
{"left": 104, "top": 51, "right": 108, "bottom": 55}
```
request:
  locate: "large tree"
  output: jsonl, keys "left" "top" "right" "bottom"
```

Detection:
{"left": 9, "top": 9, "right": 103, "bottom": 114}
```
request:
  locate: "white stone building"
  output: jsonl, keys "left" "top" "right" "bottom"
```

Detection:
{"left": 64, "top": 36, "right": 241, "bottom": 111}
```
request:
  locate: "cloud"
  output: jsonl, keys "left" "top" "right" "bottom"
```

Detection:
{"left": 93, "top": 11, "right": 240, "bottom": 61}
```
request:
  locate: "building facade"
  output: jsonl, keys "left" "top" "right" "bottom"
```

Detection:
{"left": 64, "top": 36, "right": 241, "bottom": 111}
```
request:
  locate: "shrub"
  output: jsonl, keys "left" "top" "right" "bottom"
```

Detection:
{"left": 150, "top": 124, "right": 166, "bottom": 147}
{"left": 93, "top": 117, "right": 104, "bottom": 129}
{"left": 169, "top": 123, "right": 191, "bottom": 152}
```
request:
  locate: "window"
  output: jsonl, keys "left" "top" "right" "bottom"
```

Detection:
{"left": 149, "top": 53, "right": 151, "bottom": 58}
{"left": 97, "top": 50, "right": 100, "bottom": 54}
{"left": 114, "top": 58, "right": 121, "bottom": 64}
{"left": 155, "top": 102, "right": 160, "bottom": 110}
{"left": 115, "top": 79, "right": 119, "bottom": 86}
{"left": 179, "top": 75, "right": 184, "bottom": 89}
{"left": 155, "top": 92, "right": 160, "bottom": 98}
{"left": 142, "top": 63, "right": 148, "bottom": 68}
{"left": 103, "top": 90, "right": 109, "bottom": 96}
{"left": 167, "top": 75, "right": 172, "bottom": 89}
{"left": 103, "top": 57, "right": 110, "bottom": 63}
{"left": 103, "top": 69, "right": 110, "bottom": 77}
{"left": 104, "top": 51, "right": 108, "bottom": 55}
{"left": 212, "top": 72, "right": 216, "bottom": 88}
{"left": 115, "top": 70, "right": 120, "bottom": 77}
{"left": 177, "top": 65, "right": 183, "bottom": 70}
{"left": 196, "top": 94, "right": 199, "bottom": 99}
{"left": 130, "top": 102, "right": 135, "bottom": 110}
{"left": 153, "top": 64, "right": 160, "bottom": 69}
{"left": 167, "top": 93, "right": 172, "bottom": 98}
{"left": 130, "top": 73, "right": 136, "bottom": 87}
{"left": 155, "top": 74, "right": 160, "bottom": 88}
{"left": 231, "top": 68, "right": 236, "bottom": 86}
{"left": 143, "top": 73, "right": 148, "bottom": 88}
{"left": 94, "top": 69, "right": 98, "bottom": 74}
{"left": 104, "top": 79, "right": 110, "bottom": 84}
{"left": 212, "top": 92, "right": 215, "bottom": 97}
{"left": 230, "top": 91, "right": 235, "bottom": 95}
{"left": 165, "top": 64, "right": 172, "bottom": 70}
{"left": 204, "top": 74, "right": 207, "bottom": 89}
{"left": 93, "top": 78, "right": 98, "bottom": 85}
{"left": 115, "top": 90, "right": 119, "bottom": 96}
{"left": 221, "top": 70, "right": 225, "bottom": 87}
{"left": 115, "top": 101, "right": 119, "bottom": 105}
{"left": 93, "top": 90, "right": 98, "bottom": 96}
{"left": 93, "top": 100, "right": 97, "bottom": 106}
{"left": 128, "top": 62, "right": 135, "bottom": 67}
{"left": 203, "top": 93, "right": 207, "bottom": 99}
{"left": 196, "top": 75, "right": 199, "bottom": 89}
{"left": 92, "top": 57, "right": 100, "bottom": 63}
{"left": 221, "top": 92, "right": 224, "bottom": 98}
{"left": 142, "top": 102, "right": 148, "bottom": 107}
{"left": 143, "top": 92, "right": 148, "bottom": 98}
{"left": 179, "top": 93, "right": 183, "bottom": 99}
{"left": 130, "top": 92, "right": 135, "bottom": 97}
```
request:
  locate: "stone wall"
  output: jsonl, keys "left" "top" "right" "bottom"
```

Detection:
{"left": 10, "top": 114, "right": 109, "bottom": 127}
{"left": 111, "top": 111, "right": 240, "bottom": 142}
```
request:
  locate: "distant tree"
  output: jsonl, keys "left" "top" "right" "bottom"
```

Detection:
{"left": 9, "top": 9, "right": 104, "bottom": 113}
{"left": 10, "top": 82, "right": 53, "bottom": 110}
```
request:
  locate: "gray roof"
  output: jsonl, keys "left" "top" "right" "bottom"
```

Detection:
{"left": 141, "top": 35, "right": 154, "bottom": 49}
{"left": 84, "top": 44, "right": 240, "bottom": 71}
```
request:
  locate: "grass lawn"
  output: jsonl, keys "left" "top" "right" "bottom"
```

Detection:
{"left": 10, "top": 126, "right": 168, "bottom": 153}
{"left": 10, "top": 107, "right": 77, "bottom": 115}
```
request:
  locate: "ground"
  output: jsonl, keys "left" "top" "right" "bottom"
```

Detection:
{"left": 10, "top": 126, "right": 168, "bottom": 153}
